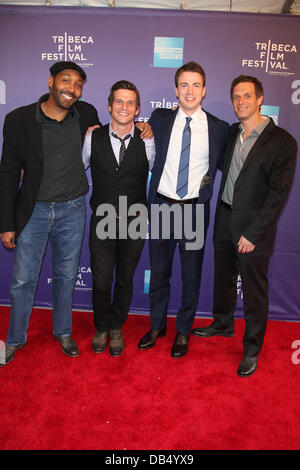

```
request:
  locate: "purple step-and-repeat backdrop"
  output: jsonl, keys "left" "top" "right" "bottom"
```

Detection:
{"left": 0, "top": 5, "right": 299, "bottom": 321}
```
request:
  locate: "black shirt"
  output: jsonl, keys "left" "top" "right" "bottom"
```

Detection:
{"left": 36, "top": 94, "right": 88, "bottom": 202}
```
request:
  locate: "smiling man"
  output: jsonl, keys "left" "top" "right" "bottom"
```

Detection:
{"left": 0, "top": 61, "right": 100, "bottom": 367}
{"left": 138, "top": 61, "right": 229, "bottom": 358}
{"left": 84, "top": 80, "right": 155, "bottom": 357}
{"left": 192, "top": 75, "right": 297, "bottom": 377}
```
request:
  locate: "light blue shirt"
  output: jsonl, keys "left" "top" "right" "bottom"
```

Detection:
{"left": 82, "top": 123, "right": 155, "bottom": 170}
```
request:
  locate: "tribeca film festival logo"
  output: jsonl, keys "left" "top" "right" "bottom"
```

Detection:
{"left": 47, "top": 266, "right": 92, "bottom": 290}
{"left": 153, "top": 37, "right": 184, "bottom": 68}
{"left": 242, "top": 41, "right": 297, "bottom": 76}
{"left": 41, "top": 33, "right": 94, "bottom": 67}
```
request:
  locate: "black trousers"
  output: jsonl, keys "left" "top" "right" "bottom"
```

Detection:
{"left": 213, "top": 204, "right": 271, "bottom": 357}
{"left": 89, "top": 214, "right": 145, "bottom": 332}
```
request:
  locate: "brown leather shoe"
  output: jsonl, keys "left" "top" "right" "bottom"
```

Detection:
{"left": 92, "top": 330, "right": 108, "bottom": 353}
{"left": 109, "top": 329, "right": 125, "bottom": 357}
{"left": 171, "top": 333, "right": 189, "bottom": 358}
{"left": 138, "top": 328, "right": 167, "bottom": 350}
{"left": 55, "top": 335, "right": 79, "bottom": 357}
{"left": 0, "top": 342, "right": 26, "bottom": 368}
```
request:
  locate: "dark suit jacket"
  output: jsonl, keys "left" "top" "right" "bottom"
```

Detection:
{"left": 0, "top": 97, "right": 100, "bottom": 239}
{"left": 214, "top": 118, "right": 297, "bottom": 252}
{"left": 148, "top": 107, "right": 229, "bottom": 208}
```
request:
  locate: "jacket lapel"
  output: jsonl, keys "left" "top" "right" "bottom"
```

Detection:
{"left": 220, "top": 123, "right": 239, "bottom": 193}
{"left": 238, "top": 119, "right": 275, "bottom": 175}
{"left": 161, "top": 109, "right": 178, "bottom": 167}
{"left": 31, "top": 103, "right": 44, "bottom": 165}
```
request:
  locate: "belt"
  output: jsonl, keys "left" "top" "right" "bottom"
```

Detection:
{"left": 221, "top": 200, "right": 232, "bottom": 210}
{"left": 156, "top": 192, "right": 198, "bottom": 205}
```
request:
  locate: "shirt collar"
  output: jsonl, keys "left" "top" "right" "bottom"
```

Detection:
{"left": 36, "top": 93, "right": 79, "bottom": 123}
{"left": 239, "top": 116, "right": 270, "bottom": 137}
{"left": 177, "top": 106, "right": 205, "bottom": 123}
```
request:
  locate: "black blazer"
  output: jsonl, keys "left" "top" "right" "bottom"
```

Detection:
{"left": 214, "top": 119, "right": 297, "bottom": 252}
{"left": 148, "top": 107, "right": 229, "bottom": 207}
{"left": 0, "top": 99, "right": 100, "bottom": 238}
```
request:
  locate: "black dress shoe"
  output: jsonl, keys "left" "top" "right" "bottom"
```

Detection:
{"left": 0, "top": 342, "right": 26, "bottom": 368}
{"left": 92, "top": 330, "right": 108, "bottom": 353}
{"left": 55, "top": 335, "right": 79, "bottom": 357}
{"left": 138, "top": 328, "right": 166, "bottom": 350}
{"left": 192, "top": 321, "right": 234, "bottom": 338}
{"left": 171, "top": 333, "right": 189, "bottom": 358}
{"left": 237, "top": 355, "right": 258, "bottom": 378}
{"left": 109, "top": 329, "right": 125, "bottom": 357}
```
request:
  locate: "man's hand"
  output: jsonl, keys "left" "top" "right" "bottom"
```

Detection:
{"left": 237, "top": 235, "right": 255, "bottom": 254}
{"left": 85, "top": 125, "right": 100, "bottom": 136}
{"left": 135, "top": 121, "right": 153, "bottom": 139}
{"left": 1, "top": 231, "right": 16, "bottom": 249}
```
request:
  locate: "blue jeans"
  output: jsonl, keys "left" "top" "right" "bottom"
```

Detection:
{"left": 6, "top": 196, "right": 86, "bottom": 346}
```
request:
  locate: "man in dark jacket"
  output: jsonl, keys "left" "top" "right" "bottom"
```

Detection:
{"left": 192, "top": 75, "right": 297, "bottom": 377}
{"left": 138, "top": 62, "right": 229, "bottom": 358}
{"left": 0, "top": 61, "right": 100, "bottom": 366}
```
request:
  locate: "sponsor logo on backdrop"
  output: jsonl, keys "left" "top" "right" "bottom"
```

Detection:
{"left": 47, "top": 266, "right": 92, "bottom": 290}
{"left": 153, "top": 37, "right": 184, "bottom": 68}
{"left": 0, "top": 80, "right": 6, "bottom": 104}
{"left": 242, "top": 41, "right": 297, "bottom": 76}
{"left": 144, "top": 270, "right": 151, "bottom": 294}
{"left": 261, "top": 105, "right": 280, "bottom": 125}
{"left": 291, "top": 79, "right": 300, "bottom": 104}
{"left": 41, "top": 33, "right": 95, "bottom": 68}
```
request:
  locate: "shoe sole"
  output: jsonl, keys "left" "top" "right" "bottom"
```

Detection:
{"left": 171, "top": 351, "right": 188, "bottom": 359}
{"left": 237, "top": 367, "right": 257, "bottom": 378}
{"left": 109, "top": 348, "right": 124, "bottom": 357}
{"left": 192, "top": 330, "right": 234, "bottom": 338}
{"left": 92, "top": 346, "right": 107, "bottom": 353}
{"left": 138, "top": 329, "right": 167, "bottom": 350}
{"left": 61, "top": 348, "right": 79, "bottom": 358}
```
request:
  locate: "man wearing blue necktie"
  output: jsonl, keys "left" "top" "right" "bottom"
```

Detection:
{"left": 138, "top": 62, "right": 229, "bottom": 358}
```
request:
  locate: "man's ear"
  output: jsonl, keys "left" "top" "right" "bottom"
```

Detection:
{"left": 48, "top": 75, "right": 54, "bottom": 89}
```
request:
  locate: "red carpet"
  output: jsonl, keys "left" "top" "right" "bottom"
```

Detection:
{"left": 0, "top": 306, "right": 299, "bottom": 450}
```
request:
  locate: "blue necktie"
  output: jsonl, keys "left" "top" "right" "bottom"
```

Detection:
{"left": 176, "top": 117, "right": 192, "bottom": 198}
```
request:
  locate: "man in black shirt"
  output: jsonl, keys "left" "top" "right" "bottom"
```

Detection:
{"left": 0, "top": 61, "right": 100, "bottom": 367}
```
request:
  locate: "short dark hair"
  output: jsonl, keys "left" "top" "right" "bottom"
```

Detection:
{"left": 174, "top": 61, "right": 206, "bottom": 87}
{"left": 108, "top": 80, "right": 140, "bottom": 109}
{"left": 230, "top": 75, "right": 264, "bottom": 100}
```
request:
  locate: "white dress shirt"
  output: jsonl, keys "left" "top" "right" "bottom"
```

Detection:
{"left": 157, "top": 106, "right": 209, "bottom": 200}
{"left": 82, "top": 123, "right": 155, "bottom": 170}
